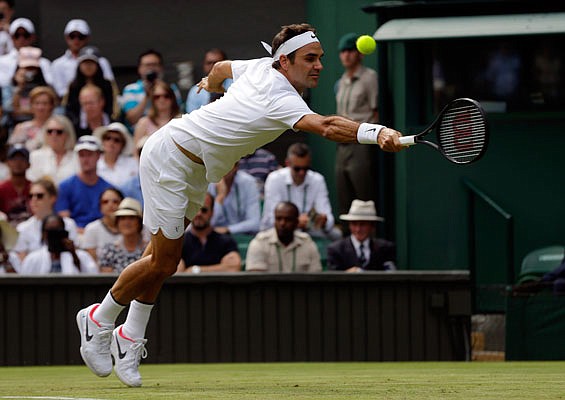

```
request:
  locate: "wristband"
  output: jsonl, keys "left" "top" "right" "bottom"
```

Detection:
{"left": 357, "top": 123, "right": 385, "bottom": 144}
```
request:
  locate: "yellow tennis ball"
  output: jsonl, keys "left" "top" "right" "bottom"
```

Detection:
{"left": 356, "top": 35, "right": 376, "bottom": 55}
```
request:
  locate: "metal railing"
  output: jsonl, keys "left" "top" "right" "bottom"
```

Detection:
{"left": 463, "top": 178, "right": 514, "bottom": 313}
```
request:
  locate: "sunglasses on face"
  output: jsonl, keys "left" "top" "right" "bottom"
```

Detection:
{"left": 101, "top": 199, "right": 121, "bottom": 205}
{"left": 14, "top": 32, "right": 31, "bottom": 40}
{"left": 46, "top": 128, "right": 65, "bottom": 135}
{"left": 292, "top": 166, "right": 309, "bottom": 172}
{"left": 68, "top": 32, "right": 87, "bottom": 40}
{"left": 103, "top": 136, "right": 123, "bottom": 144}
{"left": 152, "top": 93, "right": 171, "bottom": 101}
{"left": 28, "top": 192, "right": 45, "bottom": 200}
{"left": 199, "top": 206, "right": 209, "bottom": 213}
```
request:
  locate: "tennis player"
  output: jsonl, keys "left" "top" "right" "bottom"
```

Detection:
{"left": 76, "top": 23, "right": 405, "bottom": 387}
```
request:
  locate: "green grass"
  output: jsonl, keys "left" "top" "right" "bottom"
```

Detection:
{"left": 1, "top": 362, "right": 565, "bottom": 399}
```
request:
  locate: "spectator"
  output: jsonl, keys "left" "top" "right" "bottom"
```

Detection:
{"left": 261, "top": 142, "right": 341, "bottom": 241}
{"left": 177, "top": 192, "right": 241, "bottom": 273}
{"left": 63, "top": 46, "right": 119, "bottom": 128}
{"left": 0, "top": 142, "right": 9, "bottom": 181}
{"left": 121, "top": 49, "right": 182, "bottom": 128}
{"left": 0, "top": 18, "right": 53, "bottom": 88}
{"left": 0, "top": 143, "right": 30, "bottom": 226}
{"left": 132, "top": 80, "right": 180, "bottom": 148}
{"left": 2, "top": 46, "right": 50, "bottom": 127}
{"left": 0, "top": 210, "right": 18, "bottom": 273}
{"left": 120, "top": 136, "right": 146, "bottom": 207}
{"left": 80, "top": 187, "right": 123, "bottom": 262}
{"left": 93, "top": 122, "right": 137, "bottom": 187}
{"left": 55, "top": 135, "right": 112, "bottom": 230}
{"left": 208, "top": 161, "right": 261, "bottom": 235}
{"left": 26, "top": 114, "right": 78, "bottom": 184}
{"left": 8, "top": 85, "right": 57, "bottom": 150}
{"left": 0, "top": 0, "right": 14, "bottom": 56}
{"left": 99, "top": 197, "right": 148, "bottom": 273}
{"left": 185, "top": 48, "right": 231, "bottom": 113}
{"left": 335, "top": 33, "right": 379, "bottom": 223}
{"left": 246, "top": 201, "right": 321, "bottom": 272}
{"left": 238, "top": 147, "right": 280, "bottom": 198}
{"left": 327, "top": 200, "right": 396, "bottom": 272}
{"left": 51, "top": 19, "right": 114, "bottom": 99}
{"left": 19, "top": 213, "right": 98, "bottom": 274}
{"left": 11, "top": 177, "right": 78, "bottom": 267}
{"left": 74, "top": 84, "right": 111, "bottom": 137}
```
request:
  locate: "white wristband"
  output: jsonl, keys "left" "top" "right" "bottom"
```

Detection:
{"left": 357, "top": 123, "right": 385, "bottom": 144}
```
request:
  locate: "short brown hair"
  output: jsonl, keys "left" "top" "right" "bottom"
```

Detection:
{"left": 271, "top": 23, "right": 316, "bottom": 69}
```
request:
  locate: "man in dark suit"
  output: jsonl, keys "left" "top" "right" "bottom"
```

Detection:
{"left": 327, "top": 199, "right": 396, "bottom": 272}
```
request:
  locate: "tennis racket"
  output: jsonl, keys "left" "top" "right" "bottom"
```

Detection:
{"left": 399, "top": 98, "right": 488, "bottom": 165}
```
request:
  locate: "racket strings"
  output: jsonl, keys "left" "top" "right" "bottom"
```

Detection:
{"left": 438, "top": 103, "right": 487, "bottom": 163}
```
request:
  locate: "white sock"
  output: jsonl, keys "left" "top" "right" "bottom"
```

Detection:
{"left": 122, "top": 300, "right": 154, "bottom": 339}
{"left": 92, "top": 291, "right": 126, "bottom": 325}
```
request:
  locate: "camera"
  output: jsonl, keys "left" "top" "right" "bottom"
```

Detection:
{"left": 145, "top": 70, "right": 157, "bottom": 83}
{"left": 46, "top": 229, "right": 69, "bottom": 254}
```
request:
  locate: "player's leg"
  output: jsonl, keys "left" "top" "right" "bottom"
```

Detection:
{"left": 110, "top": 226, "right": 186, "bottom": 387}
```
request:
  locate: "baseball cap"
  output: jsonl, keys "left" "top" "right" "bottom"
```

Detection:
{"left": 9, "top": 17, "right": 35, "bottom": 36}
{"left": 18, "top": 46, "right": 41, "bottom": 68}
{"left": 64, "top": 19, "right": 90, "bottom": 36}
{"left": 77, "top": 45, "right": 100, "bottom": 64}
{"left": 338, "top": 32, "right": 359, "bottom": 52}
{"left": 7, "top": 144, "right": 30, "bottom": 161}
{"left": 74, "top": 135, "right": 102, "bottom": 152}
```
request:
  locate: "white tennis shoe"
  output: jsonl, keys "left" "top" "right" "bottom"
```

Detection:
{"left": 76, "top": 304, "right": 114, "bottom": 377}
{"left": 111, "top": 325, "right": 148, "bottom": 387}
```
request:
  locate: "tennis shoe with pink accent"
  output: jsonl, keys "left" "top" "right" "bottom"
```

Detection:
{"left": 76, "top": 304, "right": 114, "bottom": 377}
{"left": 111, "top": 325, "right": 148, "bottom": 387}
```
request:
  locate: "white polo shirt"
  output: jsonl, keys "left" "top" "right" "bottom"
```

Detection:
{"left": 169, "top": 57, "right": 314, "bottom": 183}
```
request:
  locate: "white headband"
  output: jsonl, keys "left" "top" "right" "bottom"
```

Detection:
{"left": 261, "top": 31, "right": 320, "bottom": 61}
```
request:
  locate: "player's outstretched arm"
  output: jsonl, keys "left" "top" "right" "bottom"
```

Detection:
{"left": 295, "top": 114, "right": 405, "bottom": 152}
{"left": 197, "top": 60, "right": 233, "bottom": 94}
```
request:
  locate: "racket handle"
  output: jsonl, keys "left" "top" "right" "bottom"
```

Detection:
{"left": 399, "top": 136, "right": 416, "bottom": 146}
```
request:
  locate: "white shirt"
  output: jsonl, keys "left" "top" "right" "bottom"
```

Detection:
{"left": 12, "top": 215, "right": 79, "bottom": 255}
{"left": 261, "top": 167, "right": 335, "bottom": 231}
{"left": 79, "top": 218, "right": 120, "bottom": 260}
{"left": 0, "top": 48, "right": 54, "bottom": 87}
{"left": 26, "top": 147, "right": 78, "bottom": 185}
{"left": 97, "top": 155, "right": 139, "bottom": 187}
{"left": 19, "top": 245, "right": 98, "bottom": 275}
{"left": 51, "top": 49, "right": 115, "bottom": 97}
{"left": 169, "top": 57, "right": 314, "bottom": 183}
{"left": 0, "top": 30, "right": 13, "bottom": 56}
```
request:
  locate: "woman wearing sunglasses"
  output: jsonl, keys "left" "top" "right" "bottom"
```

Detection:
{"left": 26, "top": 114, "right": 78, "bottom": 184}
{"left": 11, "top": 177, "right": 79, "bottom": 270}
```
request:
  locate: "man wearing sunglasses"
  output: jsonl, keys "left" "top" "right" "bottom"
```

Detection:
{"left": 0, "top": 17, "right": 53, "bottom": 88}
{"left": 261, "top": 142, "right": 341, "bottom": 241}
{"left": 51, "top": 19, "right": 115, "bottom": 98}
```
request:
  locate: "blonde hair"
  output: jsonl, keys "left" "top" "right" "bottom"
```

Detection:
{"left": 43, "top": 114, "right": 77, "bottom": 151}
{"left": 29, "top": 86, "right": 58, "bottom": 107}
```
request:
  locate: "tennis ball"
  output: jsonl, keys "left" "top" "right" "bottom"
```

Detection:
{"left": 356, "top": 35, "right": 376, "bottom": 55}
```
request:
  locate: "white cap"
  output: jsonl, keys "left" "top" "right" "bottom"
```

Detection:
{"left": 74, "top": 135, "right": 102, "bottom": 152}
{"left": 64, "top": 19, "right": 91, "bottom": 36}
{"left": 9, "top": 18, "right": 35, "bottom": 35}
{"left": 93, "top": 122, "right": 134, "bottom": 156}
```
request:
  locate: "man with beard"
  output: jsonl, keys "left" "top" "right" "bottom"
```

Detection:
{"left": 246, "top": 201, "right": 321, "bottom": 273}
{"left": 177, "top": 192, "right": 241, "bottom": 273}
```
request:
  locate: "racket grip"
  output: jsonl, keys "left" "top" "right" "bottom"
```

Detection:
{"left": 399, "top": 136, "right": 416, "bottom": 146}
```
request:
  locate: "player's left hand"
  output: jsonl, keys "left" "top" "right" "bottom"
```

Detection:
{"left": 197, "top": 77, "right": 225, "bottom": 94}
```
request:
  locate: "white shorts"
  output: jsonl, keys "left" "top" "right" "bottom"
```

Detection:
{"left": 139, "top": 127, "right": 208, "bottom": 240}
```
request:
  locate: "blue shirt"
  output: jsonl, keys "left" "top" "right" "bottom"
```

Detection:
{"left": 181, "top": 230, "right": 238, "bottom": 267}
{"left": 120, "top": 174, "right": 143, "bottom": 208}
{"left": 185, "top": 78, "right": 233, "bottom": 113}
{"left": 55, "top": 175, "right": 112, "bottom": 228}
{"left": 208, "top": 170, "right": 261, "bottom": 235}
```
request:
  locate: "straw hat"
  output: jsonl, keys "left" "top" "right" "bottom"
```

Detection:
{"left": 114, "top": 198, "right": 142, "bottom": 219}
{"left": 339, "top": 200, "right": 384, "bottom": 222}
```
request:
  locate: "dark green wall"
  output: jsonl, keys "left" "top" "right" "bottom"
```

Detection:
{"left": 306, "top": 1, "right": 378, "bottom": 218}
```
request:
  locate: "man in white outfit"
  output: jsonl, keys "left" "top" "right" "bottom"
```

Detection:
{"left": 76, "top": 23, "right": 405, "bottom": 388}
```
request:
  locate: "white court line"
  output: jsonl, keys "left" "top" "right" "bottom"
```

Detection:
{"left": 0, "top": 397, "right": 107, "bottom": 400}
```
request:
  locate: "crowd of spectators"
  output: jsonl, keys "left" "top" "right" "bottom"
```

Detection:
{"left": 0, "top": 12, "right": 396, "bottom": 275}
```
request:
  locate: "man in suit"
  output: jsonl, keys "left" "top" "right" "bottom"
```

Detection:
{"left": 327, "top": 199, "right": 396, "bottom": 272}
